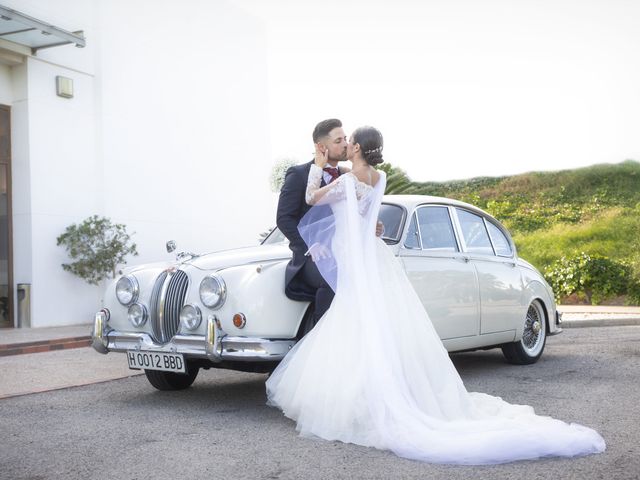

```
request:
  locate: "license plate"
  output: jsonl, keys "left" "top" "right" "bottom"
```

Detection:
{"left": 127, "top": 351, "right": 186, "bottom": 373}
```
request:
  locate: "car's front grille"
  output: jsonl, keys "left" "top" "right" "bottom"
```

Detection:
{"left": 150, "top": 270, "right": 189, "bottom": 344}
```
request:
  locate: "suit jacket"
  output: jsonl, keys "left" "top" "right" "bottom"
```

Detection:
{"left": 276, "top": 160, "right": 339, "bottom": 301}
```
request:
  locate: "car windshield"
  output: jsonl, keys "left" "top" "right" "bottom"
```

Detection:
{"left": 261, "top": 228, "right": 288, "bottom": 245}
{"left": 261, "top": 203, "right": 406, "bottom": 246}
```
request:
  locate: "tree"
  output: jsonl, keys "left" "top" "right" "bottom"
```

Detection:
{"left": 56, "top": 215, "right": 138, "bottom": 285}
{"left": 377, "top": 163, "right": 413, "bottom": 194}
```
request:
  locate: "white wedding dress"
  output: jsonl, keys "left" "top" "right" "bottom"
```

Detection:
{"left": 266, "top": 166, "right": 605, "bottom": 465}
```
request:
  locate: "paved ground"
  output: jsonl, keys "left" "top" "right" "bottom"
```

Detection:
{"left": 0, "top": 325, "right": 638, "bottom": 480}
{"left": 0, "top": 347, "right": 143, "bottom": 399}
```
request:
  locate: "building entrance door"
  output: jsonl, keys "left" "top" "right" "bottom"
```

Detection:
{"left": 0, "top": 105, "right": 12, "bottom": 328}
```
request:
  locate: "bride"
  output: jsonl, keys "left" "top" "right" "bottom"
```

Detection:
{"left": 265, "top": 126, "right": 605, "bottom": 465}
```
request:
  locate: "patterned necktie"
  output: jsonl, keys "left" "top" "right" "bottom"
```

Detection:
{"left": 323, "top": 167, "right": 340, "bottom": 183}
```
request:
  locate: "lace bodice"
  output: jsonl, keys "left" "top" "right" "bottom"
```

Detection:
{"left": 305, "top": 164, "right": 374, "bottom": 206}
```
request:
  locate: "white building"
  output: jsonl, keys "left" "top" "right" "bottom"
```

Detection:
{"left": 0, "top": 0, "right": 272, "bottom": 329}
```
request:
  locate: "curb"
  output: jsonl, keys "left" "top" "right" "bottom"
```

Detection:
{"left": 0, "top": 336, "right": 91, "bottom": 357}
{"left": 0, "top": 372, "right": 144, "bottom": 400}
{"left": 560, "top": 318, "right": 640, "bottom": 328}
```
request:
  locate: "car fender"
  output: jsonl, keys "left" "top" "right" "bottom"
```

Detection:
{"left": 520, "top": 279, "right": 558, "bottom": 337}
{"left": 205, "top": 261, "right": 309, "bottom": 338}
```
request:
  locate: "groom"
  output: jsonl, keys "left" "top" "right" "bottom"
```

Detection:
{"left": 276, "top": 118, "right": 349, "bottom": 336}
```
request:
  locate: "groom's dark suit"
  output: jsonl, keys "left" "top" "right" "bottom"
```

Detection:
{"left": 276, "top": 160, "right": 340, "bottom": 335}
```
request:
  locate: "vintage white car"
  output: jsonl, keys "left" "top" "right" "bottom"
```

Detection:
{"left": 92, "top": 195, "right": 562, "bottom": 390}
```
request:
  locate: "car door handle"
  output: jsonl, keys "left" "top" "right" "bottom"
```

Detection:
{"left": 455, "top": 255, "right": 470, "bottom": 263}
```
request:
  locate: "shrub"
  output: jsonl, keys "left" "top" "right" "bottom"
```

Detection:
{"left": 544, "top": 252, "right": 633, "bottom": 304}
{"left": 628, "top": 280, "right": 640, "bottom": 305}
{"left": 56, "top": 215, "right": 138, "bottom": 285}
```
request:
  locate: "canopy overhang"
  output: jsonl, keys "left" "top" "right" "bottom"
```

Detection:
{"left": 0, "top": 5, "right": 85, "bottom": 55}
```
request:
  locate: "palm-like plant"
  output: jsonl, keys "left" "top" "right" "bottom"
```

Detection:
{"left": 377, "top": 163, "right": 415, "bottom": 194}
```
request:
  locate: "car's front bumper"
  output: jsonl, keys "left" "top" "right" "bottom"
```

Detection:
{"left": 91, "top": 310, "right": 296, "bottom": 362}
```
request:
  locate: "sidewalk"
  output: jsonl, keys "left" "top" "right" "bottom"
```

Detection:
{"left": 0, "top": 323, "right": 143, "bottom": 399}
{"left": 1, "top": 306, "right": 639, "bottom": 400}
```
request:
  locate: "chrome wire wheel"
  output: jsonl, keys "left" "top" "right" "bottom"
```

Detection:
{"left": 521, "top": 301, "right": 546, "bottom": 357}
{"left": 501, "top": 299, "right": 547, "bottom": 365}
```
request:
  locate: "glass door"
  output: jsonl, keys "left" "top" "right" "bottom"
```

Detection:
{"left": 0, "top": 105, "right": 12, "bottom": 328}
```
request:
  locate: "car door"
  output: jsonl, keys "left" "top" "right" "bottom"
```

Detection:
{"left": 398, "top": 205, "right": 480, "bottom": 340}
{"left": 452, "top": 208, "right": 524, "bottom": 334}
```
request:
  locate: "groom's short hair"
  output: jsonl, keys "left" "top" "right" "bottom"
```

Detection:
{"left": 313, "top": 119, "right": 342, "bottom": 143}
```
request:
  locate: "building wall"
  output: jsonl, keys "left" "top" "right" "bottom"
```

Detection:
{"left": 0, "top": 0, "right": 100, "bottom": 327}
{"left": 97, "top": 0, "right": 272, "bottom": 265}
{"left": 23, "top": 57, "right": 101, "bottom": 326}
{"left": 1, "top": 0, "right": 271, "bottom": 327}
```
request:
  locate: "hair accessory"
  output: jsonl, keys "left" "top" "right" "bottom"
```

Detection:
{"left": 364, "top": 146, "right": 383, "bottom": 155}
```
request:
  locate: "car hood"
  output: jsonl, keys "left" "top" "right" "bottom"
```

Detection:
{"left": 181, "top": 243, "right": 292, "bottom": 271}
{"left": 124, "top": 261, "right": 174, "bottom": 275}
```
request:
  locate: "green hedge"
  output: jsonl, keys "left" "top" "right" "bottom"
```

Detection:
{"left": 544, "top": 252, "right": 637, "bottom": 304}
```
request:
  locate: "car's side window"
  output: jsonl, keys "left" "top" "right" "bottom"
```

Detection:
{"left": 404, "top": 213, "right": 421, "bottom": 249}
{"left": 486, "top": 221, "right": 512, "bottom": 257}
{"left": 378, "top": 204, "right": 404, "bottom": 242}
{"left": 456, "top": 209, "right": 494, "bottom": 255}
{"left": 416, "top": 206, "right": 458, "bottom": 252}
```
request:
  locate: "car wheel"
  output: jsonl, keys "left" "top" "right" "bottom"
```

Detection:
{"left": 501, "top": 300, "right": 547, "bottom": 365}
{"left": 144, "top": 365, "right": 200, "bottom": 391}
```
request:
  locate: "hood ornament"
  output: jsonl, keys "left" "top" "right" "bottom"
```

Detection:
{"left": 166, "top": 240, "right": 200, "bottom": 262}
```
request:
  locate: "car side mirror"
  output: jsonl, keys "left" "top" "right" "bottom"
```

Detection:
{"left": 166, "top": 240, "right": 176, "bottom": 253}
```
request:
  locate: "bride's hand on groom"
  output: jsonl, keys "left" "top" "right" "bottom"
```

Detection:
{"left": 314, "top": 144, "right": 328, "bottom": 168}
{"left": 305, "top": 243, "right": 332, "bottom": 262}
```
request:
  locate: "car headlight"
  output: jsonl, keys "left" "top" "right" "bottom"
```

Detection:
{"left": 180, "top": 304, "right": 202, "bottom": 331}
{"left": 116, "top": 275, "right": 139, "bottom": 306}
{"left": 199, "top": 274, "right": 226, "bottom": 309}
{"left": 128, "top": 303, "right": 148, "bottom": 327}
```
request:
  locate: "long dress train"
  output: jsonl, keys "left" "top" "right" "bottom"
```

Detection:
{"left": 266, "top": 166, "right": 605, "bottom": 465}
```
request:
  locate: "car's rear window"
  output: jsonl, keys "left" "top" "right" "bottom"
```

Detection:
{"left": 456, "top": 208, "right": 494, "bottom": 255}
{"left": 486, "top": 221, "right": 512, "bottom": 256}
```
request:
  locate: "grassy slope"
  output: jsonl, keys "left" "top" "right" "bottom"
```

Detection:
{"left": 408, "top": 160, "right": 640, "bottom": 208}
{"left": 514, "top": 207, "right": 640, "bottom": 267}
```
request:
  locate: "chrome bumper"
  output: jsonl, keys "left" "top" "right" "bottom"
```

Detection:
{"left": 91, "top": 311, "right": 296, "bottom": 362}
{"left": 549, "top": 310, "right": 563, "bottom": 336}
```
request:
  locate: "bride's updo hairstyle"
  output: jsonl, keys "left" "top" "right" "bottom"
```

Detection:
{"left": 352, "top": 126, "right": 384, "bottom": 166}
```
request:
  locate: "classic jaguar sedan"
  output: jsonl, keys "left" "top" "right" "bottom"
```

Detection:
{"left": 92, "top": 195, "right": 562, "bottom": 390}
